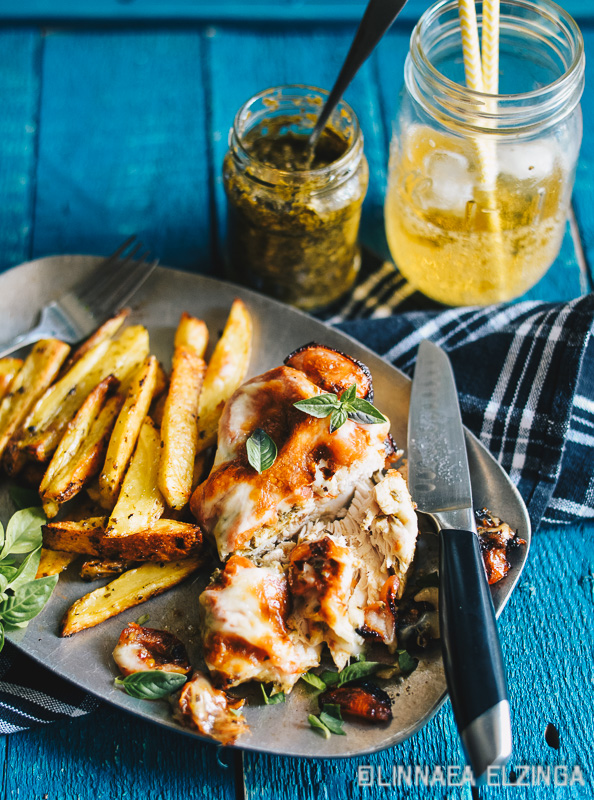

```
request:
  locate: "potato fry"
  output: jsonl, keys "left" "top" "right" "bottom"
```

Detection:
{"left": 40, "top": 393, "right": 123, "bottom": 518}
{"left": 106, "top": 417, "right": 164, "bottom": 537}
{"left": 60, "top": 557, "right": 203, "bottom": 636}
{"left": 35, "top": 548, "right": 78, "bottom": 579}
{"left": 174, "top": 312, "right": 208, "bottom": 357}
{"left": 60, "top": 309, "right": 129, "bottom": 374}
{"left": 153, "top": 360, "right": 168, "bottom": 399}
{"left": 20, "top": 326, "right": 149, "bottom": 462}
{"left": 43, "top": 517, "right": 202, "bottom": 561}
{"left": 0, "top": 339, "right": 70, "bottom": 460}
{"left": 195, "top": 299, "right": 252, "bottom": 455}
{"left": 80, "top": 558, "right": 136, "bottom": 581}
{"left": 0, "top": 358, "right": 23, "bottom": 401}
{"left": 158, "top": 346, "right": 206, "bottom": 510}
{"left": 99, "top": 356, "right": 158, "bottom": 509}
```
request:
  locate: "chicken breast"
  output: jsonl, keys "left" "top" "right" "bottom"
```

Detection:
{"left": 176, "top": 671, "right": 248, "bottom": 746}
{"left": 190, "top": 348, "right": 391, "bottom": 560}
{"left": 199, "top": 555, "right": 320, "bottom": 693}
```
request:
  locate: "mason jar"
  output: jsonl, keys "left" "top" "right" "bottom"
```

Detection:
{"left": 223, "top": 85, "right": 369, "bottom": 311}
{"left": 384, "top": 0, "right": 585, "bottom": 306}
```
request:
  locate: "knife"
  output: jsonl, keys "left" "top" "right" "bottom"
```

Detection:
{"left": 407, "top": 340, "right": 512, "bottom": 782}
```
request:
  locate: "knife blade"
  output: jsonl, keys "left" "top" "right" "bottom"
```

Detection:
{"left": 408, "top": 340, "right": 512, "bottom": 782}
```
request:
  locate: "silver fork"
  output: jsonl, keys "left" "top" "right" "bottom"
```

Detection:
{"left": 0, "top": 237, "right": 158, "bottom": 358}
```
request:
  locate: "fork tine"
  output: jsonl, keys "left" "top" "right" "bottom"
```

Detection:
{"left": 92, "top": 256, "right": 159, "bottom": 318}
{"left": 75, "top": 242, "right": 144, "bottom": 308}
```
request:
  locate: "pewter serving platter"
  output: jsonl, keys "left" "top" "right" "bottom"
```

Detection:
{"left": 0, "top": 256, "right": 531, "bottom": 758}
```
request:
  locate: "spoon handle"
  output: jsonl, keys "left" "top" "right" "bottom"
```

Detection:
{"left": 308, "top": 0, "right": 409, "bottom": 150}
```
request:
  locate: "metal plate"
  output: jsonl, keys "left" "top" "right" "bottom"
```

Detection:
{"left": 0, "top": 256, "right": 531, "bottom": 758}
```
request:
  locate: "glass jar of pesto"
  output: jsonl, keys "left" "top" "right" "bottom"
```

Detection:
{"left": 223, "top": 85, "right": 369, "bottom": 311}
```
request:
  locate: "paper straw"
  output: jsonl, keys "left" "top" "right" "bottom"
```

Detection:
{"left": 482, "top": 0, "right": 501, "bottom": 95}
{"left": 458, "top": 0, "right": 484, "bottom": 92}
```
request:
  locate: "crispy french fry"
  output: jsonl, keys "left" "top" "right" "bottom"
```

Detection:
{"left": 20, "top": 326, "right": 149, "bottom": 462}
{"left": 43, "top": 517, "right": 202, "bottom": 561}
{"left": 158, "top": 347, "right": 206, "bottom": 510}
{"left": 60, "top": 309, "right": 129, "bottom": 374}
{"left": 174, "top": 312, "right": 209, "bottom": 357}
{"left": 0, "top": 339, "right": 70, "bottom": 460}
{"left": 35, "top": 548, "right": 78, "bottom": 578}
{"left": 0, "top": 358, "right": 23, "bottom": 402}
{"left": 99, "top": 356, "right": 158, "bottom": 509}
{"left": 60, "top": 557, "right": 203, "bottom": 636}
{"left": 153, "top": 361, "right": 168, "bottom": 399}
{"left": 40, "top": 393, "right": 123, "bottom": 518}
{"left": 80, "top": 558, "right": 136, "bottom": 581}
{"left": 106, "top": 417, "right": 164, "bottom": 537}
{"left": 195, "top": 299, "right": 252, "bottom": 455}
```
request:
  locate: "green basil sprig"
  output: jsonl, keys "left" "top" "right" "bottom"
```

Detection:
{"left": 260, "top": 684, "right": 286, "bottom": 705}
{"left": 309, "top": 704, "right": 345, "bottom": 738}
{"left": 294, "top": 384, "right": 387, "bottom": 433}
{"left": 246, "top": 428, "right": 277, "bottom": 473}
{"left": 114, "top": 670, "right": 188, "bottom": 700}
{"left": 0, "top": 504, "right": 58, "bottom": 647}
{"left": 305, "top": 648, "right": 418, "bottom": 694}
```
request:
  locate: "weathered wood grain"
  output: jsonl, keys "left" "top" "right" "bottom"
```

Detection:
{"left": 31, "top": 30, "right": 213, "bottom": 272}
{"left": 0, "top": 29, "right": 41, "bottom": 273}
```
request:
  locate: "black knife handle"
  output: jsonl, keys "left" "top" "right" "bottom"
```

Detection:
{"left": 439, "top": 529, "right": 511, "bottom": 776}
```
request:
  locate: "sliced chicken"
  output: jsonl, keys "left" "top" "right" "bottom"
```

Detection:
{"left": 113, "top": 623, "right": 191, "bottom": 676}
{"left": 199, "top": 555, "right": 320, "bottom": 693}
{"left": 176, "top": 671, "right": 248, "bottom": 746}
{"left": 191, "top": 347, "right": 391, "bottom": 560}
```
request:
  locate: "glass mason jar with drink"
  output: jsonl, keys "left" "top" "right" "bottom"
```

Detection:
{"left": 384, "top": 0, "right": 585, "bottom": 306}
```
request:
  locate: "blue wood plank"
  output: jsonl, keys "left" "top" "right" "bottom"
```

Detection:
{"left": 242, "top": 522, "right": 594, "bottom": 800}
{"left": 0, "top": 0, "right": 592, "bottom": 24}
{"left": 1, "top": 704, "right": 237, "bottom": 800}
{"left": 31, "top": 30, "right": 214, "bottom": 272}
{"left": 0, "top": 29, "right": 41, "bottom": 272}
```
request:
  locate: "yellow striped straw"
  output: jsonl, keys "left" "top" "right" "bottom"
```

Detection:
{"left": 458, "top": 0, "right": 484, "bottom": 92}
{"left": 482, "top": 0, "right": 501, "bottom": 94}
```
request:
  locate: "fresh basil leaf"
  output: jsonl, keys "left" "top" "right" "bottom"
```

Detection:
{"left": 136, "top": 613, "right": 150, "bottom": 625}
{"left": 308, "top": 713, "right": 331, "bottom": 739}
{"left": 9, "top": 486, "right": 41, "bottom": 511}
{"left": 345, "top": 397, "right": 388, "bottom": 425}
{"left": 340, "top": 384, "right": 357, "bottom": 404}
{"left": 246, "top": 428, "right": 277, "bottom": 474}
{"left": 355, "top": 652, "right": 366, "bottom": 662}
{"left": 0, "top": 574, "right": 58, "bottom": 626}
{"left": 293, "top": 394, "right": 340, "bottom": 418}
{"left": 114, "top": 670, "right": 187, "bottom": 700}
{"left": 320, "top": 704, "right": 345, "bottom": 735}
{"left": 0, "top": 564, "right": 17, "bottom": 582}
{"left": 260, "top": 684, "right": 285, "bottom": 705}
{"left": 397, "top": 649, "right": 418, "bottom": 674}
{"left": 7, "top": 546, "right": 42, "bottom": 591}
{"left": 329, "top": 405, "right": 348, "bottom": 433}
{"left": 3, "top": 507, "right": 45, "bottom": 556}
{"left": 300, "top": 672, "right": 327, "bottom": 691}
{"left": 321, "top": 660, "right": 384, "bottom": 688}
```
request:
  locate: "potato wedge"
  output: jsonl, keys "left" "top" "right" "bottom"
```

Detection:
{"left": 99, "top": 356, "right": 158, "bottom": 509}
{"left": 20, "top": 325, "right": 149, "bottom": 462}
{"left": 0, "top": 339, "right": 70, "bottom": 460}
{"left": 80, "top": 558, "right": 136, "bottom": 581}
{"left": 106, "top": 417, "right": 164, "bottom": 537}
{"left": 61, "top": 557, "right": 203, "bottom": 636}
{"left": 195, "top": 299, "right": 252, "bottom": 455}
{"left": 158, "top": 346, "right": 206, "bottom": 510}
{"left": 174, "top": 312, "right": 208, "bottom": 357}
{"left": 35, "top": 548, "right": 78, "bottom": 579}
{"left": 43, "top": 517, "right": 202, "bottom": 561}
{"left": 153, "top": 361, "right": 168, "bottom": 399}
{"left": 61, "top": 309, "right": 129, "bottom": 374}
{"left": 40, "top": 393, "right": 123, "bottom": 518}
{"left": 0, "top": 358, "right": 23, "bottom": 402}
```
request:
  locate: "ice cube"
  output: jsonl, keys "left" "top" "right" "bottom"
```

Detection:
{"left": 500, "top": 140, "right": 556, "bottom": 180}
{"left": 420, "top": 149, "right": 474, "bottom": 213}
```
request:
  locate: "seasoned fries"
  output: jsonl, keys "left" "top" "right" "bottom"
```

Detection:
{"left": 0, "top": 339, "right": 70, "bottom": 460}
{"left": 61, "top": 309, "right": 129, "bottom": 374}
{"left": 36, "top": 548, "right": 78, "bottom": 579}
{"left": 61, "top": 557, "right": 203, "bottom": 636}
{"left": 0, "top": 358, "right": 23, "bottom": 401}
{"left": 99, "top": 356, "right": 159, "bottom": 509}
{"left": 106, "top": 417, "right": 165, "bottom": 537}
{"left": 80, "top": 558, "right": 136, "bottom": 581}
{"left": 159, "top": 345, "right": 206, "bottom": 510}
{"left": 43, "top": 517, "right": 202, "bottom": 561}
{"left": 174, "top": 312, "right": 208, "bottom": 356}
{"left": 195, "top": 299, "right": 252, "bottom": 455}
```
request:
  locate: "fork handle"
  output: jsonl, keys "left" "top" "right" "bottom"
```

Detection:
{"left": 0, "top": 322, "right": 63, "bottom": 358}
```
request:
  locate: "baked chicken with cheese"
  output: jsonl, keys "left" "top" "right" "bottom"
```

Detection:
{"left": 191, "top": 344, "right": 392, "bottom": 560}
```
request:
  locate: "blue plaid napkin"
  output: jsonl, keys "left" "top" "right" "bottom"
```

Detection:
{"left": 2, "top": 258, "right": 593, "bottom": 733}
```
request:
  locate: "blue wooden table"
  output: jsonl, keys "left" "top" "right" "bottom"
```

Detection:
{"left": 0, "top": 2, "right": 593, "bottom": 798}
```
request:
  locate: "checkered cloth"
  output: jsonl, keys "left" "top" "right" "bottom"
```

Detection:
{"left": 2, "top": 256, "right": 594, "bottom": 733}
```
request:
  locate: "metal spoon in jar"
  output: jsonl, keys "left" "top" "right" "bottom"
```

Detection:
{"left": 307, "top": 0, "right": 409, "bottom": 156}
